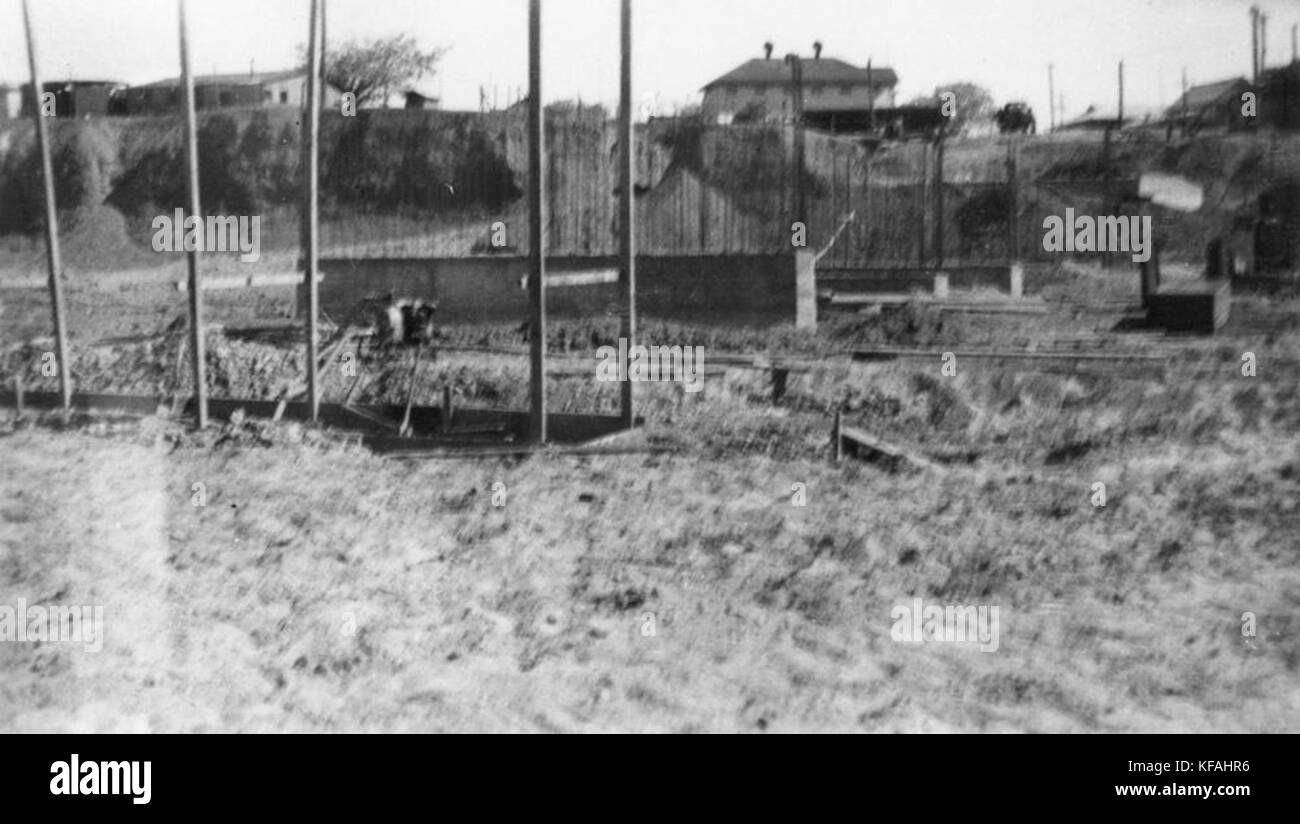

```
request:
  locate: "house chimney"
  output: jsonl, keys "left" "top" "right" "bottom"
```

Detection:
{"left": 764, "top": 41, "right": 774, "bottom": 60}
{"left": 813, "top": 41, "right": 823, "bottom": 60}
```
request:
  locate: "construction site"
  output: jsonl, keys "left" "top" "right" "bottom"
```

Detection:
{"left": 0, "top": 0, "right": 1297, "bottom": 735}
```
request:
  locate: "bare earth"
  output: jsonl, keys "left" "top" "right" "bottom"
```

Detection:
{"left": 1, "top": 261, "right": 1298, "bottom": 732}
{"left": 1, "top": 418, "right": 1296, "bottom": 732}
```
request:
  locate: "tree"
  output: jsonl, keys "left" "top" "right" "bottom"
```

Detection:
{"left": 316, "top": 34, "right": 446, "bottom": 108}
{"left": 912, "top": 82, "right": 995, "bottom": 136}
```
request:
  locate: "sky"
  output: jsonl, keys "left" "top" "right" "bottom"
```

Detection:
{"left": 2, "top": 0, "right": 1297, "bottom": 121}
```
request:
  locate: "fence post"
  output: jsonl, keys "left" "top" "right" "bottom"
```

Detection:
{"left": 934, "top": 129, "right": 946, "bottom": 270}
{"left": 1007, "top": 137, "right": 1023, "bottom": 296}
{"left": 21, "top": 0, "right": 72, "bottom": 416}
{"left": 917, "top": 142, "right": 928, "bottom": 268}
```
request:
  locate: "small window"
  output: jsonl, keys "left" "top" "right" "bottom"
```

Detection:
{"left": 840, "top": 84, "right": 853, "bottom": 95}
{"left": 280, "top": 90, "right": 288, "bottom": 104}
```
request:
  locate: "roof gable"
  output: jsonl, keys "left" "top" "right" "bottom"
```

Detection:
{"left": 1167, "top": 77, "right": 1250, "bottom": 113}
{"left": 703, "top": 57, "right": 897, "bottom": 90}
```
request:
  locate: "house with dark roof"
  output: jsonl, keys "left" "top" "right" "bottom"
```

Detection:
{"left": 116, "top": 68, "right": 342, "bottom": 116}
{"left": 700, "top": 43, "right": 897, "bottom": 124}
{"left": 404, "top": 85, "right": 440, "bottom": 110}
{"left": 1258, "top": 61, "right": 1300, "bottom": 130}
{"left": 1164, "top": 77, "right": 1254, "bottom": 132}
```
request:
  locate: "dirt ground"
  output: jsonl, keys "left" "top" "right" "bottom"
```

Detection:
{"left": 1, "top": 261, "right": 1298, "bottom": 732}
{"left": 1, "top": 418, "right": 1296, "bottom": 732}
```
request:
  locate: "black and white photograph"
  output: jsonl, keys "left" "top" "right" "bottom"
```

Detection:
{"left": 0, "top": 0, "right": 1295, "bottom": 754}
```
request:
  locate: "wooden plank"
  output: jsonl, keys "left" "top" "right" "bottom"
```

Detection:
{"left": 380, "top": 443, "right": 672, "bottom": 460}
{"left": 0, "top": 391, "right": 626, "bottom": 445}
{"left": 837, "top": 424, "right": 943, "bottom": 472}
{"left": 826, "top": 292, "right": 1048, "bottom": 314}
{"left": 852, "top": 347, "right": 1166, "bottom": 363}
{"left": 175, "top": 273, "right": 321, "bottom": 291}
{"left": 518, "top": 269, "right": 619, "bottom": 289}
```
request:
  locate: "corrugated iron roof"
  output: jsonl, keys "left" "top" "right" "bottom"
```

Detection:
{"left": 703, "top": 57, "right": 897, "bottom": 91}
{"left": 135, "top": 68, "right": 307, "bottom": 89}
{"left": 1166, "top": 77, "right": 1250, "bottom": 115}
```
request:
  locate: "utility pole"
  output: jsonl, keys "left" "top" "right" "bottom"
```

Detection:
{"left": 1251, "top": 6, "right": 1260, "bottom": 82}
{"left": 1261, "top": 13, "right": 1268, "bottom": 72}
{"left": 1181, "top": 67, "right": 1189, "bottom": 136}
{"left": 1048, "top": 63, "right": 1056, "bottom": 132}
{"left": 618, "top": 0, "right": 635, "bottom": 429}
{"left": 867, "top": 58, "right": 875, "bottom": 132}
{"left": 1292, "top": 23, "right": 1297, "bottom": 63}
{"left": 1117, "top": 60, "right": 1124, "bottom": 127}
{"left": 303, "top": 0, "right": 322, "bottom": 422}
{"left": 527, "top": 0, "right": 547, "bottom": 443}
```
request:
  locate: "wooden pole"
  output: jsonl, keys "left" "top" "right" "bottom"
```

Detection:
{"left": 528, "top": 0, "right": 547, "bottom": 443}
{"left": 619, "top": 0, "right": 636, "bottom": 428}
{"left": 1181, "top": 67, "right": 1189, "bottom": 136}
{"left": 832, "top": 409, "right": 843, "bottom": 462}
{"left": 22, "top": 0, "right": 72, "bottom": 414}
{"left": 917, "top": 142, "right": 928, "bottom": 267}
{"left": 1101, "top": 124, "right": 1113, "bottom": 270}
{"left": 178, "top": 0, "right": 208, "bottom": 428}
{"left": 1248, "top": 5, "right": 1258, "bottom": 83}
{"left": 934, "top": 129, "right": 945, "bottom": 269}
{"left": 303, "top": 0, "right": 322, "bottom": 421}
{"left": 867, "top": 59, "right": 875, "bottom": 133}
{"left": 1261, "top": 13, "right": 1268, "bottom": 73}
{"left": 1007, "top": 138, "right": 1019, "bottom": 263}
{"left": 1117, "top": 60, "right": 1124, "bottom": 127}
{"left": 787, "top": 55, "right": 805, "bottom": 224}
{"left": 1047, "top": 63, "right": 1055, "bottom": 132}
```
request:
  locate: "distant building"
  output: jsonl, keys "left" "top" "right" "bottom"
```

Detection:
{"left": 0, "top": 85, "right": 21, "bottom": 119}
{"left": 19, "top": 80, "right": 121, "bottom": 118}
{"left": 701, "top": 44, "right": 897, "bottom": 124}
{"left": 1258, "top": 61, "right": 1300, "bottom": 130}
{"left": 117, "top": 69, "right": 342, "bottom": 116}
{"left": 404, "top": 87, "right": 440, "bottom": 110}
{"left": 1057, "top": 105, "right": 1134, "bottom": 132}
{"left": 1164, "top": 77, "right": 1253, "bottom": 132}
{"left": 803, "top": 104, "right": 943, "bottom": 139}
